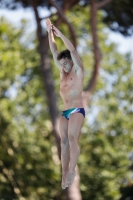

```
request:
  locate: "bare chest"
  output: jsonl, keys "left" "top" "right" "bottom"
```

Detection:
{"left": 60, "top": 76, "right": 75, "bottom": 90}
{"left": 60, "top": 69, "right": 83, "bottom": 94}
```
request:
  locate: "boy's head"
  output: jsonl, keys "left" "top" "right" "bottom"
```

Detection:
{"left": 57, "top": 49, "right": 73, "bottom": 73}
{"left": 57, "top": 49, "right": 72, "bottom": 61}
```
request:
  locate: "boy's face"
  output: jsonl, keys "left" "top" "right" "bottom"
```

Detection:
{"left": 59, "top": 58, "right": 73, "bottom": 73}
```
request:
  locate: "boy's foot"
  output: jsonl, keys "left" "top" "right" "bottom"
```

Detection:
{"left": 65, "top": 170, "right": 76, "bottom": 188}
{"left": 61, "top": 172, "right": 67, "bottom": 189}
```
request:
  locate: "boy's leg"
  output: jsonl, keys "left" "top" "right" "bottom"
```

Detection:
{"left": 59, "top": 116, "right": 69, "bottom": 188}
{"left": 65, "top": 113, "right": 84, "bottom": 187}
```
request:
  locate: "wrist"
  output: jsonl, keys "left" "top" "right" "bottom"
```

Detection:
{"left": 48, "top": 28, "right": 52, "bottom": 34}
{"left": 59, "top": 32, "right": 63, "bottom": 38}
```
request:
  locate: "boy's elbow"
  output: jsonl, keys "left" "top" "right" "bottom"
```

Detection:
{"left": 70, "top": 47, "right": 76, "bottom": 52}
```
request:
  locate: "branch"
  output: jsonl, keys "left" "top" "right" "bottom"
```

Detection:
{"left": 29, "top": 0, "right": 42, "bottom": 42}
{"left": 97, "top": 0, "right": 113, "bottom": 9}
{"left": 83, "top": 0, "right": 101, "bottom": 109}
{"left": 86, "top": 0, "right": 101, "bottom": 91}
{"left": 49, "top": 0, "right": 77, "bottom": 48}
{"left": 63, "top": 0, "right": 80, "bottom": 11}
{"left": 54, "top": 0, "right": 79, "bottom": 27}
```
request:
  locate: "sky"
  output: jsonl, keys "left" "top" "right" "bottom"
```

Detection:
{"left": 0, "top": 7, "right": 133, "bottom": 56}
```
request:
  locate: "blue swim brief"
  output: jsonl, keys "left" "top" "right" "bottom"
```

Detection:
{"left": 62, "top": 108, "right": 85, "bottom": 120}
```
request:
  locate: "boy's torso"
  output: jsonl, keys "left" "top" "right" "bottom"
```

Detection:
{"left": 60, "top": 66, "right": 84, "bottom": 109}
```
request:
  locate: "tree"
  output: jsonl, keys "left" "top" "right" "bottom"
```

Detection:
{"left": 1, "top": 0, "right": 133, "bottom": 36}
{"left": 0, "top": 5, "right": 133, "bottom": 199}
{"left": 0, "top": 17, "right": 62, "bottom": 200}
{"left": 1, "top": 0, "right": 133, "bottom": 199}
{"left": 77, "top": 17, "right": 133, "bottom": 199}
{"left": 76, "top": 0, "right": 133, "bottom": 36}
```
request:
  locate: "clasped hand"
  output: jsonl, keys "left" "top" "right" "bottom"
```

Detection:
{"left": 46, "top": 18, "right": 61, "bottom": 37}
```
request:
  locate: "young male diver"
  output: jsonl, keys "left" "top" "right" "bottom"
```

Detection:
{"left": 46, "top": 18, "right": 85, "bottom": 189}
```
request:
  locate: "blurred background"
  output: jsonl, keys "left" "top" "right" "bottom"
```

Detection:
{"left": 0, "top": 0, "right": 133, "bottom": 200}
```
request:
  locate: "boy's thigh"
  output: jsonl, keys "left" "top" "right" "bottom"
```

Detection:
{"left": 68, "top": 113, "right": 84, "bottom": 141}
{"left": 59, "top": 116, "right": 69, "bottom": 141}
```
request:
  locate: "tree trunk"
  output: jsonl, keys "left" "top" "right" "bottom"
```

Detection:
{"left": 31, "top": 1, "right": 61, "bottom": 158}
{"left": 83, "top": 0, "right": 112, "bottom": 109}
{"left": 65, "top": 166, "right": 82, "bottom": 200}
{"left": 30, "top": 1, "right": 82, "bottom": 199}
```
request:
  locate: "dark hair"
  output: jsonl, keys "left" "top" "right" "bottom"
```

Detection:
{"left": 57, "top": 49, "right": 72, "bottom": 61}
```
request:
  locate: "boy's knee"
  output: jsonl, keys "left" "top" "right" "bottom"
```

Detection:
{"left": 69, "top": 139, "right": 79, "bottom": 149}
{"left": 68, "top": 134, "right": 77, "bottom": 145}
{"left": 61, "top": 138, "right": 69, "bottom": 147}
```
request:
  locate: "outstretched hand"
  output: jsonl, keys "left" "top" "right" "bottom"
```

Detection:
{"left": 52, "top": 25, "right": 62, "bottom": 37}
{"left": 46, "top": 18, "right": 62, "bottom": 37}
{"left": 46, "top": 18, "right": 52, "bottom": 32}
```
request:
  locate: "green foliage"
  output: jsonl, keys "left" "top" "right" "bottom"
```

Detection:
{"left": 51, "top": 6, "right": 133, "bottom": 199}
{"left": 0, "top": 17, "right": 61, "bottom": 200}
{"left": 0, "top": 4, "right": 133, "bottom": 199}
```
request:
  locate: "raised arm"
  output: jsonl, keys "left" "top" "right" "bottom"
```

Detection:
{"left": 46, "top": 19, "right": 61, "bottom": 70}
{"left": 52, "top": 25, "right": 84, "bottom": 71}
